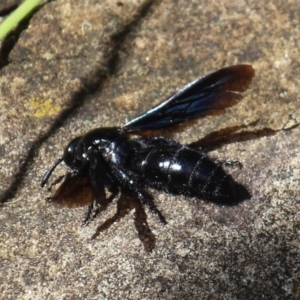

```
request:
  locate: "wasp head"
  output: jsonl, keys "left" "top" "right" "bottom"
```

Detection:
{"left": 41, "top": 136, "right": 82, "bottom": 187}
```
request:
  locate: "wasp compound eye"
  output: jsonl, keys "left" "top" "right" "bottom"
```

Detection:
{"left": 63, "top": 136, "right": 81, "bottom": 167}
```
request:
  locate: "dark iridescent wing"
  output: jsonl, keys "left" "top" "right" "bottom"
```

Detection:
{"left": 49, "top": 174, "right": 94, "bottom": 208}
{"left": 122, "top": 65, "right": 255, "bottom": 131}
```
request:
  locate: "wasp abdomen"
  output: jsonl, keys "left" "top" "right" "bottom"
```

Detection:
{"left": 132, "top": 144, "right": 235, "bottom": 203}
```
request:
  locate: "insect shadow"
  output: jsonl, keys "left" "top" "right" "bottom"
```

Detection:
{"left": 42, "top": 65, "right": 255, "bottom": 251}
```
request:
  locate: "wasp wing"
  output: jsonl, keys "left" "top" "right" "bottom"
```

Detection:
{"left": 49, "top": 174, "right": 94, "bottom": 208}
{"left": 122, "top": 65, "right": 255, "bottom": 131}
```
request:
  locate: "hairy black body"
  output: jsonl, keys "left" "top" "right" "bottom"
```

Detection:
{"left": 41, "top": 65, "right": 254, "bottom": 226}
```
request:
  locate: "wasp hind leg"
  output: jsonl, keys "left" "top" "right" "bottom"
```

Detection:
{"left": 214, "top": 158, "right": 243, "bottom": 169}
{"left": 109, "top": 163, "right": 167, "bottom": 224}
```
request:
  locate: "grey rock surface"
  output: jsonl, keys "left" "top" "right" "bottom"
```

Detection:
{"left": 0, "top": 0, "right": 299, "bottom": 299}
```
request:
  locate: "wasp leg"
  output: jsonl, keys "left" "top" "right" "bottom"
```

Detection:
{"left": 91, "top": 192, "right": 131, "bottom": 240}
{"left": 214, "top": 158, "right": 243, "bottom": 169}
{"left": 109, "top": 163, "right": 166, "bottom": 224}
{"left": 82, "top": 152, "right": 111, "bottom": 226}
{"left": 135, "top": 189, "right": 166, "bottom": 224}
{"left": 82, "top": 201, "right": 95, "bottom": 226}
{"left": 82, "top": 183, "right": 120, "bottom": 227}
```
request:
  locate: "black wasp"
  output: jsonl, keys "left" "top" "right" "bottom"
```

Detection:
{"left": 41, "top": 65, "right": 255, "bottom": 226}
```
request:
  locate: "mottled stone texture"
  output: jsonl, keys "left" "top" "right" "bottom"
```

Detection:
{"left": 0, "top": 0, "right": 20, "bottom": 12}
{"left": 0, "top": 0, "right": 299, "bottom": 299}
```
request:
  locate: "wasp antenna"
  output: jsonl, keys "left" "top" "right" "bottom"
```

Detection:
{"left": 41, "top": 157, "right": 63, "bottom": 187}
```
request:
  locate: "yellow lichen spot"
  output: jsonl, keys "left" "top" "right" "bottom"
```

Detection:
{"left": 27, "top": 99, "right": 63, "bottom": 118}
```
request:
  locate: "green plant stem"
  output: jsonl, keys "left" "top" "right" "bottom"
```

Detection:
{"left": 0, "top": 0, "right": 43, "bottom": 41}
